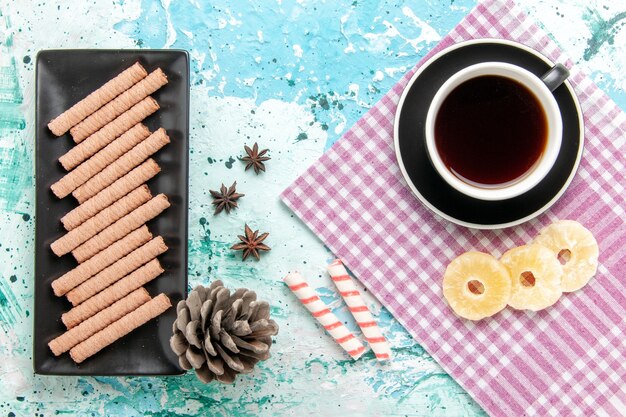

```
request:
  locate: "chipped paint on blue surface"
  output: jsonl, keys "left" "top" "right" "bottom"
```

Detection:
{"left": 0, "top": 16, "right": 30, "bottom": 213}
{"left": 582, "top": 8, "right": 626, "bottom": 60}
{"left": 0, "top": 0, "right": 624, "bottom": 416}
{"left": 0, "top": 277, "right": 23, "bottom": 328}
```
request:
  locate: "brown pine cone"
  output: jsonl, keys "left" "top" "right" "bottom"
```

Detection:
{"left": 169, "top": 280, "right": 279, "bottom": 383}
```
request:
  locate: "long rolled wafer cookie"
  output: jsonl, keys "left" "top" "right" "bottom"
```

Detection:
{"left": 52, "top": 226, "right": 152, "bottom": 297}
{"left": 67, "top": 236, "right": 168, "bottom": 306}
{"left": 59, "top": 97, "right": 159, "bottom": 170}
{"left": 49, "top": 288, "right": 151, "bottom": 356}
{"left": 72, "top": 193, "right": 170, "bottom": 263}
{"left": 73, "top": 128, "right": 170, "bottom": 203}
{"left": 61, "top": 159, "right": 160, "bottom": 230}
{"left": 327, "top": 259, "right": 391, "bottom": 361}
{"left": 62, "top": 259, "right": 163, "bottom": 329}
{"left": 47, "top": 62, "right": 147, "bottom": 136}
{"left": 69, "top": 293, "right": 171, "bottom": 364}
{"left": 283, "top": 272, "right": 365, "bottom": 359}
{"left": 70, "top": 69, "right": 168, "bottom": 142}
{"left": 51, "top": 124, "right": 150, "bottom": 199}
{"left": 50, "top": 185, "right": 152, "bottom": 257}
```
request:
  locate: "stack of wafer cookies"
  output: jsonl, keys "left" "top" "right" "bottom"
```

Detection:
{"left": 46, "top": 62, "right": 173, "bottom": 364}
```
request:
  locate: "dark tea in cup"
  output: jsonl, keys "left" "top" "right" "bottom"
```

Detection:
{"left": 434, "top": 75, "right": 548, "bottom": 187}
{"left": 425, "top": 62, "right": 567, "bottom": 201}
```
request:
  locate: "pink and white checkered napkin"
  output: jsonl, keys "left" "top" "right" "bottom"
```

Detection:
{"left": 281, "top": 0, "right": 626, "bottom": 416}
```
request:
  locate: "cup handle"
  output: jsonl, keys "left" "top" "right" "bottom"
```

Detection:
{"left": 541, "top": 63, "right": 570, "bottom": 92}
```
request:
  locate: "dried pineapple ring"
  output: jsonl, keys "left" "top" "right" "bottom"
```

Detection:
{"left": 442, "top": 252, "right": 511, "bottom": 321}
{"left": 533, "top": 220, "right": 599, "bottom": 292}
{"left": 500, "top": 245, "right": 563, "bottom": 311}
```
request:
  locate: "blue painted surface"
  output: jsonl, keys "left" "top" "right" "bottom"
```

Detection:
{"left": 0, "top": 0, "right": 625, "bottom": 415}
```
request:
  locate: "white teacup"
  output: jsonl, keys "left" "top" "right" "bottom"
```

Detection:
{"left": 425, "top": 62, "right": 569, "bottom": 201}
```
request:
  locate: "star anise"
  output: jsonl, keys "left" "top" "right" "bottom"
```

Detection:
{"left": 231, "top": 224, "right": 270, "bottom": 260}
{"left": 209, "top": 181, "right": 244, "bottom": 215}
{"left": 241, "top": 142, "right": 270, "bottom": 174}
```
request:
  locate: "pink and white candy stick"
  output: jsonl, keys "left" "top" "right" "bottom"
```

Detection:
{"left": 284, "top": 272, "right": 365, "bottom": 359}
{"left": 327, "top": 259, "right": 391, "bottom": 361}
